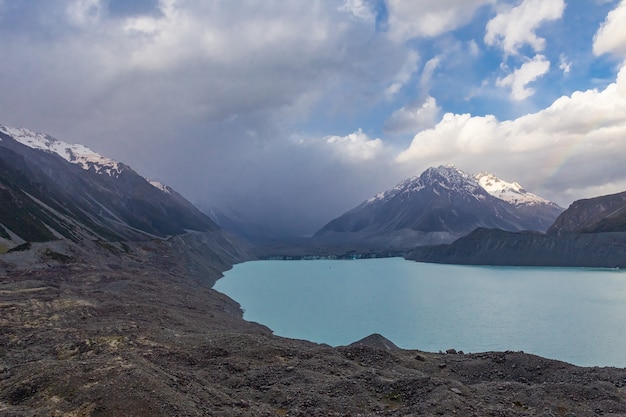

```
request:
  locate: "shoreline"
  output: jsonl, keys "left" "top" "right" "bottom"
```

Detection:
{"left": 215, "top": 257, "right": 626, "bottom": 369}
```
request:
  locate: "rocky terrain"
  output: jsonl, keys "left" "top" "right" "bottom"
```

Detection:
{"left": 3, "top": 237, "right": 626, "bottom": 417}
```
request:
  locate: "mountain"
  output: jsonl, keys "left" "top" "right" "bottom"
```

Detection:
{"left": 0, "top": 124, "right": 219, "bottom": 249}
{"left": 313, "top": 165, "right": 563, "bottom": 249}
{"left": 547, "top": 190, "right": 626, "bottom": 235}
{"left": 407, "top": 190, "right": 626, "bottom": 268}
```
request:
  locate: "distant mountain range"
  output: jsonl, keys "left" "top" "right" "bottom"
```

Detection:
{"left": 0, "top": 124, "right": 219, "bottom": 250}
{"left": 3, "top": 122, "right": 625, "bottom": 268}
{"left": 313, "top": 165, "right": 563, "bottom": 249}
{"left": 407, "top": 190, "right": 626, "bottom": 268}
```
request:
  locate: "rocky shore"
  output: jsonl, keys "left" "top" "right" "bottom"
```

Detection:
{"left": 2, "top": 236, "right": 626, "bottom": 416}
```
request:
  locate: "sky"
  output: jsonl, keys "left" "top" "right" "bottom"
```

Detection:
{"left": 1, "top": 0, "right": 626, "bottom": 236}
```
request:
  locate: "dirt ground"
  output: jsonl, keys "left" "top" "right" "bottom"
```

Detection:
{"left": 2, "top": 239, "right": 626, "bottom": 416}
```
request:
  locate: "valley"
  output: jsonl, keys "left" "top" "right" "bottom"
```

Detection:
{"left": 2, "top": 124, "right": 626, "bottom": 415}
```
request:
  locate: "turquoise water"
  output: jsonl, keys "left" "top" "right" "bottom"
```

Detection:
{"left": 214, "top": 258, "right": 626, "bottom": 367}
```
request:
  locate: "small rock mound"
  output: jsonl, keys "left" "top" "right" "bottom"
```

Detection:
{"left": 348, "top": 333, "right": 399, "bottom": 351}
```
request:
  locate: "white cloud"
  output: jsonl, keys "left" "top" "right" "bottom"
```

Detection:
{"left": 593, "top": 0, "right": 626, "bottom": 57}
{"left": 66, "top": 0, "right": 104, "bottom": 26}
{"left": 325, "top": 129, "right": 385, "bottom": 162}
{"left": 386, "top": 0, "right": 495, "bottom": 42}
{"left": 339, "top": 0, "right": 376, "bottom": 22}
{"left": 420, "top": 57, "right": 441, "bottom": 88}
{"left": 496, "top": 54, "right": 550, "bottom": 100}
{"left": 485, "top": 0, "right": 565, "bottom": 55}
{"left": 384, "top": 96, "right": 442, "bottom": 135}
{"left": 468, "top": 40, "right": 480, "bottom": 57}
{"left": 385, "top": 50, "right": 420, "bottom": 98}
{"left": 397, "top": 62, "right": 626, "bottom": 206}
{"left": 559, "top": 53, "right": 571, "bottom": 74}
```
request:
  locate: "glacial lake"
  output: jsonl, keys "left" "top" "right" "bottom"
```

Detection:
{"left": 214, "top": 258, "right": 626, "bottom": 368}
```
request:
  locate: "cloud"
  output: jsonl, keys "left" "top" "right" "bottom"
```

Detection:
{"left": 420, "top": 57, "right": 441, "bottom": 88}
{"left": 0, "top": 0, "right": 413, "bottom": 235}
{"left": 0, "top": 0, "right": 405, "bottom": 140}
{"left": 397, "top": 62, "right": 626, "bottom": 206}
{"left": 468, "top": 40, "right": 480, "bottom": 57}
{"left": 559, "top": 53, "right": 571, "bottom": 74}
{"left": 383, "top": 96, "right": 442, "bottom": 135}
{"left": 485, "top": 0, "right": 565, "bottom": 55}
{"left": 340, "top": 0, "right": 376, "bottom": 22}
{"left": 385, "top": 0, "right": 494, "bottom": 41}
{"left": 325, "top": 129, "right": 386, "bottom": 162}
{"left": 496, "top": 54, "right": 551, "bottom": 100}
{"left": 66, "top": 0, "right": 104, "bottom": 26}
{"left": 1, "top": 0, "right": 625, "bottom": 236}
{"left": 385, "top": 50, "right": 420, "bottom": 98}
{"left": 593, "top": 0, "right": 626, "bottom": 57}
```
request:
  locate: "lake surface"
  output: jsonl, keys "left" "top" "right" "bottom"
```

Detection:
{"left": 214, "top": 258, "right": 626, "bottom": 367}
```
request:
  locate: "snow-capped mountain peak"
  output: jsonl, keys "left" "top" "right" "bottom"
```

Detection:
{"left": 475, "top": 172, "right": 553, "bottom": 206}
{"left": 0, "top": 123, "right": 173, "bottom": 194}
{"left": 0, "top": 124, "right": 126, "bottom": 177}
{"left": 316, "top": 165, "right": 564, "bottom": 246}
{"left": 421, "top": 165, "right": 483, "bottom": 194}
{"left": 364, "top": 165, "right": 559, "bottom": 210}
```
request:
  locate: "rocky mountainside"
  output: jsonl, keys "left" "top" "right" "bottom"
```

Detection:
{"left": 408, "top": 190, "right": 626, "bottom": 267}
{"left": 314, "top": 165, "right": 563, "bottom": 248}
{"left": 0, "top": 125, "right": 219, "bottom": 250}
{"left": 548, "top": 190, "right": 626, "bottom": 235}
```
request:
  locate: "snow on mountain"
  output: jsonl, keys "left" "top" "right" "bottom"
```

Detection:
{"left": 315, "top": 165, "right": 564, "bottom": 248}
{"left": 366, "top": 176, "right": 421, "bottom": 203}
{"left": 0, "top": 124, "right": 126, "bottom": 177}
{"left": 366, "top": 165, "right": 484, "bottom": 206}
{"left": 475, "top": 172, "right": 554, "bottom": 206}
{"left": 0, "top": 123, "right": 169, "bottom": 193}
{"left": 148, "top": 180, "right": 172, "bottom": 194}
{"left": 367, "top": 165, "right": 556, "bottom": 208}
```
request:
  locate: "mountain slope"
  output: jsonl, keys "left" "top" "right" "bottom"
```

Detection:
{"left": 407, "top": 228, "right": 626, "bottom": 267}
{"left": 475, "top": 172, "right": 552, "bottom": 206}
{"left": 0, "top": 125, "right": 218, "bottom": 248}
{"left": 548, "top": 190, "right": 626, "bottom": 235}
{"left": 0, "top": 125, "right": 126, "bottom": 177}
{"left": 407, "top": 190, "right": 626, "bottom": 267}
{"left": 314, "top": 165, "right": 563, "bottom": 248}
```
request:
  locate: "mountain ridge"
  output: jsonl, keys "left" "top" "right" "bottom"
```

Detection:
{"left": 407, "top": 189, "right": 626, "bottom": 267}
{"left": 0, "top": 125, "right": 219, "bottom": 249}
{"left": 314, "top": 165, "right": 563, "bottom": 249}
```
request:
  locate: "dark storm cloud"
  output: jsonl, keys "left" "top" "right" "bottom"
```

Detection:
{"left": 2, "top": 0, "right": 626, "bottom": 235}
{"left": 0, "top": 0, "right": 409, "bottom": 235}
